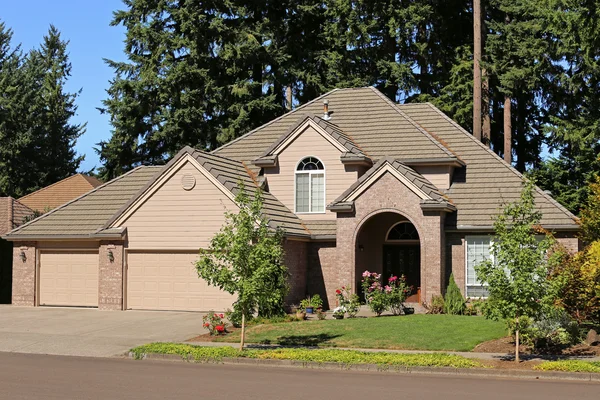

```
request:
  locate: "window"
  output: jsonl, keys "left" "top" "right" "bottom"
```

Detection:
{"left": 386, "top": 222, "right": 419, "bottom": 241}
{"left": 295, "top": 157, "right": 325, "bottom": 213}
{"left": 465, "top": 236, "right": 491, "bottom": 298}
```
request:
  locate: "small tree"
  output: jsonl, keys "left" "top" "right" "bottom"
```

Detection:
{"left": 196, "top": 182, "right": 288, "bottom": 350}
{"left": 475, "top": 180, "right": 560, "bottom": 363}
{"left": 444, "top": 273, "right": 466, "bottom": 315}
{"left": 580, "top": 176, "right": 600, "bottom": 243}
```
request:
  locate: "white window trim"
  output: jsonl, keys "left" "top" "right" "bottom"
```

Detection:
{"left": 384, "top": 221, "right": 420, "bottom": 244}
{"left": 464, "top": 235, "right": 492, "bottom": 299}
{"left": 294, "top": 156, "right": 326, "bottom": 214}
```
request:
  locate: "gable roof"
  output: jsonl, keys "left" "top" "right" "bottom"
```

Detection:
{"left": 18, "top": 174, "right": 103, "bottom": 212}
{"left": 399, "top": 103, "right": 578, "bottom": 229}
{"left": 328, "top": 157, "right": 455, "bottom": 212}
{"left": 4, "top": 167, "right": 161, "bottom": 239}
{"left": 0, "top": 197, "right": 33, "bottom": 235}
{"left": 107, "top": 147, "right": 309, "bottom": 238}
{"left": 214, "top": 87, "right": 461, "bottom": 167}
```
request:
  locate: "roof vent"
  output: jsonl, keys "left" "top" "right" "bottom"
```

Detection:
{"left": 181, "top": 174, "right": 196, "bottom": 191}
{"left": 322, "top": 99, "right": 331, "bottom": 120}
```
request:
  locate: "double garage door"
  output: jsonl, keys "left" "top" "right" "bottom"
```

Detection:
{"left": 127, "top": 252, "right": 235, "bottom": 312}
{"left": 38, "top": 250, "right": 234, "bottom": 311}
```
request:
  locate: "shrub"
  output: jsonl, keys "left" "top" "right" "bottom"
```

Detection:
{"left": 426, "top": 295, "right": 445, "bottom": 314}
{"left": 361, "top": 271, "right": 386, "bottom": 316}
{"left": 203, "top": 311, "right": 228, "bottom": 335}
{"left": 335, "top": 286, "right": 360, "bottom": 317}
{"left": 300, "top": 294, "right": 323, "bottom": 310}
{"left": 444, "top": 273, "right": 466, "bottom": 315}
{"left": 534, "top": 360, "right": 600, "bottom": 373}
{"left": 316, "top": 308, "right": 326, "bottom": 320}
{"left": 520, "top": 311, "right": 580, "bottom": 350}
{"left": 386, "top": 275, "right": 411, "bottom": 316}
{"left": 465, "top": 299, "right": 485, "bottom": 316}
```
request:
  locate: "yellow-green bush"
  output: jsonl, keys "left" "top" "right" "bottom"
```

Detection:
{"left": 534, "top": 360, "right": 600, "bottom": 373}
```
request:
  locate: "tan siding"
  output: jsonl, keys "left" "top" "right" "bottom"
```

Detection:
{"left": 414, "top": 166, "right": 451, "bottom": 190}
{"left": 265, "top": 125, "right": 358, "bottom": 220}
{"left": 122, "top": 161, "right": 238, "bottom": 249}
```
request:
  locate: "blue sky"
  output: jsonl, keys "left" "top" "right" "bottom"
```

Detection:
{"left": 2, "top": 1, "right": 127, "bottom": 172}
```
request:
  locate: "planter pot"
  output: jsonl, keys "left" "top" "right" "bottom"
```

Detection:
{"left": 332, "top": 314, "right": 344, "bottom": 320}
{"left": 305, "top": 307, "right": 314, "bottom": 314}
{"left": 403, "top": 307, "right": 415, "bottom": 315}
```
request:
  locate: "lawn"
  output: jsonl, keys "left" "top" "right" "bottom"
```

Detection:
{"left": 213, "top": 315, "right": 507, "bottom": 352}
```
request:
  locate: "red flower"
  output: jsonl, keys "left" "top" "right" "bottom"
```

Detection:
{"left": 335, "top": 289, "right": 342, "bottom": 295}
{"left": 203, "top": 322, "right": 210, "bottom": 328}
{"left": 219, "top": 314, "right": 224, "bottom": 318}
{"left": 215, "top": 325, "right": 225, "bottom": 332}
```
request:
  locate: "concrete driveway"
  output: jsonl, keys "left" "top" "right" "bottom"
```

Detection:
{"left": 0, "top": 306, "right": 204, "bottom": 357}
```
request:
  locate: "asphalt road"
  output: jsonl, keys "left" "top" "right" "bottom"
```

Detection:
{"left": 1, "top": 352, "right": 598, "bottom": 400}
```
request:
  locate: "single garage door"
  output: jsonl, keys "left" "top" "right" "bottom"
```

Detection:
{"left": 39, "top": 251, "right": 99, "bottom": 307}
{"left": 127, "top": 252, "right": 235, "bottom": 312}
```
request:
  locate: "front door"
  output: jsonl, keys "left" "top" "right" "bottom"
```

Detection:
{"left": 383, "top": 245, "right": 420, "bottom": 302}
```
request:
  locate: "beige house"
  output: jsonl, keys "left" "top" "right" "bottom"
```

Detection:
{"left": 3, "top": 87, "right": 580, "bottom": 311}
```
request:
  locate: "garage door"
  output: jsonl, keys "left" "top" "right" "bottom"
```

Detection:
{"left": 39, "top": 251, "right": 99, "bottom": 307}
{"left": 127, "top": 252, "right": 235, "bottom": 312}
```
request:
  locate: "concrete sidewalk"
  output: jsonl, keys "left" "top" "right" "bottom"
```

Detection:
{"left": 0, "top": 306, "right": 205, "bottom": 357}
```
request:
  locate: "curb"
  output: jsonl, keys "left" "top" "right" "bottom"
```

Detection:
{"left": 130, "top": 352, "right": 600, "bottom": 382}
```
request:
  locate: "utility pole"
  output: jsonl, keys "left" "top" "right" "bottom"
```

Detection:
{"left": 473, "top": 0, "right": 482, "bottom": 141}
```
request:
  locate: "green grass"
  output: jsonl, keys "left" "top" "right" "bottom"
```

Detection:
{"left": 534, "top": 360, "right": 600, "bottom": 373}
{"left": 131, "top": 343, "right": 483, "bottom": 368}
{"left": 214, "top": 315, "right": 506, "bottom": 352}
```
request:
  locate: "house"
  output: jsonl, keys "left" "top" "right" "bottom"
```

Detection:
{"left": 17, "top": 173, "right": 103, "bottom": 213}
{"left": 0, "top": 197, "right": 33, "bottom": 303}
{"left": 3, "top": 87, "right": 580, "bottom": 312}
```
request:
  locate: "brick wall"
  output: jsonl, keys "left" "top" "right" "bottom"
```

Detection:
{"left": 307, "top": 241, "right": 337, "bottom": 309}
{"left": 0, "top": 198, "right": 10, "bottom": 235}
{"left": 98, "top": 241, "right": 124, "bottom": 310}
{"left": 11, "top": 242, "right": 36, "bottom": 306}
{"left": 283, "top": 239, "right": 308, "bottom": 307}
{"left": 335, "top": 173, "right": 446, "bottom": 304}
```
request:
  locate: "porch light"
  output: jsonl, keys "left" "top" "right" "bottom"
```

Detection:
{"left": 19, "top": 251, "right": 26, "bottom": 262}
{"left": 107, "top": 250, "right": 114, "bottom": 263}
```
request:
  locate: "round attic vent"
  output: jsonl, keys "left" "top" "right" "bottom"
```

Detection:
{"left": 181, "top": 174, "right": 196, "bottom": 190}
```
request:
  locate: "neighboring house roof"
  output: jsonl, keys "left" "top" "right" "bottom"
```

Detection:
{"left": 18, "top": 174, "right": 103, "bottom": 212}
{"left": 399, "top": 103, "right": 578, "bottom": 229}
{"left": 0, "top": 197, "right": 33, "bottom": 236}
{"left": 215, "top": 87, "right": 461, "bottom": 168}
{"left": 5, "top": 148, "right": 309, "bottom": 240}
{"left": 4, "top": 167, "right": 161, "bottom": 239}
{"left": 328, "top": 157, "right": 455, "bottom": 213}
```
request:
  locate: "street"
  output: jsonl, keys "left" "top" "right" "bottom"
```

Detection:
{"left": 0, "top": 352, "right": 598, "bottom": 400}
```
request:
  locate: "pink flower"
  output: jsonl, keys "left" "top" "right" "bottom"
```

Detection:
{"left": 362, "top": 271, "right": 371, "bottom": 278}
{"left": 219, "top": 314, "right": 224, "bottom": 318}
{"left": 384, "top": 285, "right": 392, "bottom": 293}
{"left": 388, "top": 276, "right": 398, "bottom": 282}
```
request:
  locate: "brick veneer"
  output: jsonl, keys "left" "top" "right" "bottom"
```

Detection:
{"left": 283, "top": 239, "right": 308, "bottom": 307}
{"left": 307, "top": 241, "right": 338, "bottom": 309}
{"left": 335, "top": 173, "right": 448, "bottom": 304}
{"left": 98, "top": 241, "right": 124, "bottom": 310}
{"left": 11, "top": 241, "right": 36, "bottom": 306}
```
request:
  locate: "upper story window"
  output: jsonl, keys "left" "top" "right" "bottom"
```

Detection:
{"left": 295, "top": 157, "right": 325, "bottom": 213}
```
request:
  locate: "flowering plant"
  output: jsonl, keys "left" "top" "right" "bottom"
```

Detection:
{"left": 335, "top": 286, "right": 360, "bottom": 318}
{"left": 202, "top": 311, "right": 227, "bottom": 335}
{"left": 386, "top": 275, "right": 411, "bottom": 315}
{"left": 361, "top": 271, "right": 412, "bottom": 316}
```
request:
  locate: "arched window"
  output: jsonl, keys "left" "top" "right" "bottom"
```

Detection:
{"left": 295, "top": 156, "right": 325, "bottom": 213}
{"left": 386, "top": 222, "right": 419, "bottom": 241}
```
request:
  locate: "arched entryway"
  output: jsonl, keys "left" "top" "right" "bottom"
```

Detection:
{"left": 355, "top": 212, "right": 422, "bottom": 303}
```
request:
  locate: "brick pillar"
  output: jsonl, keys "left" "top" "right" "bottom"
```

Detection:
{"left": 283, "top": 239, "right": 308, "bottom": 307}
{"left": 12, "top": 242, "right": 36, "bottom": 306}
{"left": 421, "top": 211, "right": 445, "bottom": 303}
{"left": 98, "top": 241, "right": 124, "bottom": 310}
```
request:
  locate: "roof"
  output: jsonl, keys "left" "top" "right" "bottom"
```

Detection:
{"left": 4, "top": 167, "right": 161, "bottom": 239}
{"left": 329, "top": 157, "right": 455, "bottom": 212}
{"left": 18, "top": 174, "right": 103, "bottom": 212}
{"left": 302, "top": 220, "right": 337, "bottom": 239}
{"left": 214, "top": 87, "right": 460, "bottom": 167}
{"left": 399, "top": 103, "right": 578, "bottom": 229}
{"left": 0, "top": 197, "right": 33, "bottom": 235}
{"left": 5, "top": 147, "right": 309, "bottom": 240}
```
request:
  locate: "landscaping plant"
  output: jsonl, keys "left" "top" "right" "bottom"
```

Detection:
{"left": 335, "top": 286, "right": 360, "bottom": 318}
{"left": 425, "top": 295, "right": 445, "bottom": 314}
{"left": 196, "top": 182, "right": 289, "bottom": 350}
{"left": 361, "top": 271, "right": 387, "bottom": 316}
{"left": 386, "top": 275, "right": 411, "bottom": 315}
{"left": 300, "top": 294, "right": 323, "bottom": 311}
{"left": 475, "top": 180, "right": 562, "bottom": 363}
{"left": 444, "top": 273, "right": 466, "bottom": 315}
{"left": 202, "top": 311, "right": 227, "bottom": 336}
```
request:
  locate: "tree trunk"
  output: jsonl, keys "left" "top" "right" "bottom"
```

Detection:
{"left": 473, "top": 0, "right": 482, "bottom": 141}
{"left": 240, "top": 312, "right": 246, "bottom": 351}
{"left": 504, "top": 96, "right": 512, "bottom": 164}
{"left": 286, "top": 85, "right": 292, "bottom": 111}
{"left": 482, "top": 69, "right": 491, "bottom": 146}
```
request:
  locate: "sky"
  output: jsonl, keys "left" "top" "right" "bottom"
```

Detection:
{"left": 2, "top": 1, "right": 127, "bottom": 172}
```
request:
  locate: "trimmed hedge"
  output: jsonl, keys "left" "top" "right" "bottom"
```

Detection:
{"left": 131, "top": 343, "right": 482, "bottom": 369}
{"left": 534, "top": 360, "right": 600, "bottom": 373}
